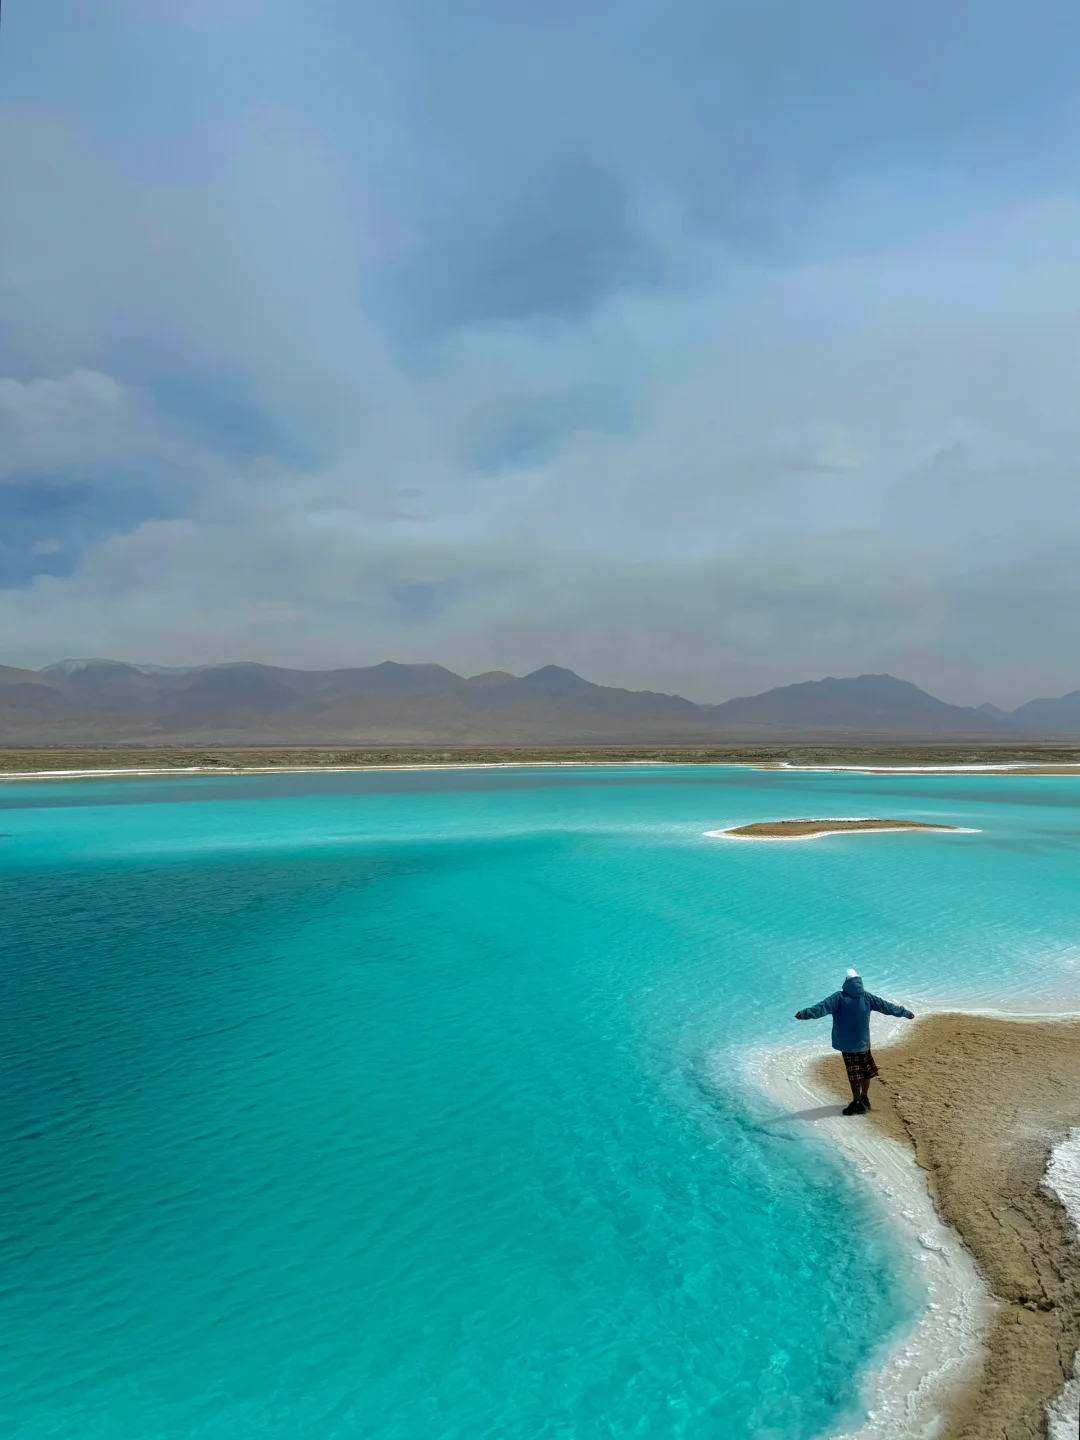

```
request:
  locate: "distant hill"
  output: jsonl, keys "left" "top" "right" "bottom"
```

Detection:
{"left": 1006, "top": 690, "right": 1080, "bottom": 735}
{"left": 0, "top": 659, "right": 1075, "bottom": 744}
{"left": 975, "top": 701, "right": 1009, "bottom": 721}
{"left": 703, "top": 674, "right": 1014, "bottom": 735}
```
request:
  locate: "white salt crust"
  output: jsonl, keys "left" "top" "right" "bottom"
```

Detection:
{"left": 1044, "top": 1129, "right": 1080, "bottom": 1438}
{"left": 775, "top": 763, "right": 1080, "bottom": 774}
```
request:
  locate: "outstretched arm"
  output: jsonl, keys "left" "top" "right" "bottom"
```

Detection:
{"left": 866, "top": 993, "right": 915, "bottom": 1019}
{"left": 795, "top": 993, "right": 840, "bottom": 1021}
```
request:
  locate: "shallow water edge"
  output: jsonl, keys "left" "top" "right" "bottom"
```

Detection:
{"left": 743, "top": 1025, "right": 994, "bottom": 1440}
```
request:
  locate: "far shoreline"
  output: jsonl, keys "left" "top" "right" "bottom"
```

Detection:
{"left": 2, "top": 745, "right": 1080, "bottom": 784}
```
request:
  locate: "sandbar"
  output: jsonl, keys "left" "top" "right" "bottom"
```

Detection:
{"left": 709, "top": 817, "right": 965, "bottom": 839}
{"left": 813, "top": 1015, "right": 1080, "bottom": 1439}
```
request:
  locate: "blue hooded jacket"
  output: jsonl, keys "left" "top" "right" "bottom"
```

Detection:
{"left": 796, "top": 973, "right": 912, "bottom": 1052}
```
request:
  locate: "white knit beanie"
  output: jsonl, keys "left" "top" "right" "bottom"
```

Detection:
{"left": 845, "top": 968, "right": 860, "bottom": 979}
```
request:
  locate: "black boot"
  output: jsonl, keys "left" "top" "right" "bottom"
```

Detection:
{"left": 842, "top": 1098, "right": 864, "bottom": 1115}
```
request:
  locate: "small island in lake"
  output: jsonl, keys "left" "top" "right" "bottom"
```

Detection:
{"left": 711, "top": 818, "right": 964, "bottom": 839}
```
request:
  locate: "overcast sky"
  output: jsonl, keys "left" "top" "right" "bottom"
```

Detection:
{"left": 2, "top": 1, "right": 1080, "bottom": 705}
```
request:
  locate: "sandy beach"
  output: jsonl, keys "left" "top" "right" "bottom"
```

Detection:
{"left": 808, "top": 1016, "right": 1080, "bottom": 1439}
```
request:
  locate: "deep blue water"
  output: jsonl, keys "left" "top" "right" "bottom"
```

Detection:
{"left": 2, "top": 765, "right": 1079, "bottom": 1439}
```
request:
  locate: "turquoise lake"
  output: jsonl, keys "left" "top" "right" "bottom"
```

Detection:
{"left": 3, "top": 765, "right": 1080, "bottom": 1439}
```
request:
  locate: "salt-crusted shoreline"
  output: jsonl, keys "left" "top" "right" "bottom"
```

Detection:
{"left": 747, "top": 1011, "right": 1080, "bottom": 1439}
{"left": 1, "top": 758, "right": 1078, "bottom": 784}
{"left": 0, "top": 760, "right": 673, "bottom": 782}
{"left": 743, "top": 1029, "right": 994, "bottom": 1440}
{"left": 0, "top": 760, "right": 682, "bottom": 783}
{"left": 772, "top": 762, "right": 1080, "bottom": 776}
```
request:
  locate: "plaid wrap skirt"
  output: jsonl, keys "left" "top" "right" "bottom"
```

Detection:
{"left": 842, "top": 1049, "right": 879, "bottom": 1084}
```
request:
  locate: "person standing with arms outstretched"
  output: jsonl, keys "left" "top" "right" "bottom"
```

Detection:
{"left": 795, "top": 969, "right": 914, "bottom": 1115}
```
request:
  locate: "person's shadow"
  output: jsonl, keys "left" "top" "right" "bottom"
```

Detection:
{"left": 766, "top": 1104, "right": 846, "bottom": 1124}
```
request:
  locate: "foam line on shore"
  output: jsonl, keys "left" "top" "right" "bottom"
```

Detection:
{"left": 743, "top": 1029, "right": 994, "bottom": 1440}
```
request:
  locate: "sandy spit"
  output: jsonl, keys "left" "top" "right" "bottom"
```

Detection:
{"left": 707, "top": 818, "right": 969, "bottom": 840}
{"left": 746, "top": 1032, "right": 994, "bottom": 1440}
{"left": 812, "top": 1015, "right": 1080, "bottom": 1439}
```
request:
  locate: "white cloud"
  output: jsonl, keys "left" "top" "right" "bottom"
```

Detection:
{"left": 0, "top": 370, "right": 122, "bottom": 429}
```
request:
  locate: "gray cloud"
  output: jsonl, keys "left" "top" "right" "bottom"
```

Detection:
{"left": 389, "top": 161, "right": 662, "bottom": 335}
{"left": 2, "top": 2, "right": 1080, "bottom": 707}
{"left": 0, "top": 467, "right": 184, "bottom": 588}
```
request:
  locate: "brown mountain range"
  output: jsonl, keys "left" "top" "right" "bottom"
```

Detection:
{"left": 1, "top": 658, "right": 1075, "bottom": 745}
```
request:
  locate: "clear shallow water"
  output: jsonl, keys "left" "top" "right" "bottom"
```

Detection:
{"left": 2, "top": 765, "right": 1080, "bottom": 1439}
